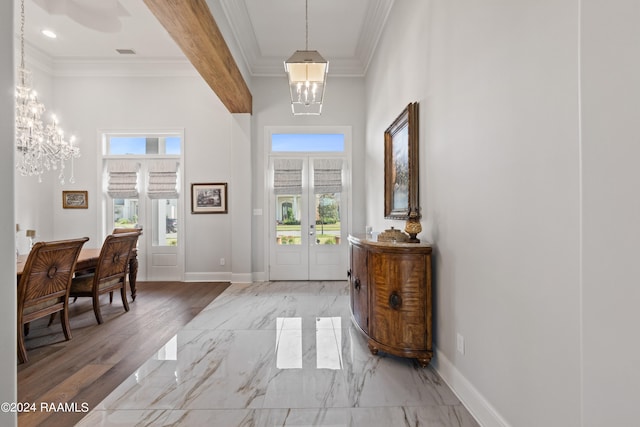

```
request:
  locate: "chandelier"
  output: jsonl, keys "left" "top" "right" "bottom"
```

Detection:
{"left": 284, "top": 0, "right": 328, "bottom": 115}
{"left": 15, "top": 0, "right": 79, "bottom": 184}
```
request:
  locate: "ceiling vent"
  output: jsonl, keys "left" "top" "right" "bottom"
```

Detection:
{"left": 116, "top": 48, "right": 136, "bottom": 55}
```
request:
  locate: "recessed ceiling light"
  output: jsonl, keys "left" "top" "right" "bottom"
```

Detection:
{"left": 116, "top": 49, "right": 136, "bottom": 55}
{"left": 41, "top": 29, "right": 57, "bottom": 39}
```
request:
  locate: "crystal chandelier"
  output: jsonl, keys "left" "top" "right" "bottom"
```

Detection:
{"left": 284, "top": 0, "right": 328, "bottom": 115}
{"left": 15, "top": 0, "right": 79, "bottom": 184}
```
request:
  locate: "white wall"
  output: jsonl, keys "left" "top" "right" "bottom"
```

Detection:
{"left": 250, "top": 75, "right": 366, "bottom": 278}
{"left": 581, "top": 1, "right": 640, "bottom": 425}
{"left": 1, "top": 2, "right": 17, "bottom": 425}
{"left": 16, "top": 71, "right": 240, "bottom": 280}
{"left": 229, "top": 113, "right": 253, "bottom": 283}
{"left": 366, "top": 0, "right": 582, "bottom": 426}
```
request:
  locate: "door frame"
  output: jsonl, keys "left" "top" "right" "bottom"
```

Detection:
{"left": 263, "top": 126, "right": 352, "bottom": 281}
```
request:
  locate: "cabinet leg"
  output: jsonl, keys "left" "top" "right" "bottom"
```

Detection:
{"left": 416, "top": 357, "right": 432, "bottom": 368}
{"left": 367, "top": 342, "right": 379, "bottom": 355}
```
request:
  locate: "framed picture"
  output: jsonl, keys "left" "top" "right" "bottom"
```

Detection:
{"left": 384, "top": 102, "right": 419, "bottom": 219}
{"left": 62, "top": 190, "right": 88, "bottom": 209}
{"left": 191, "top": 183, "right": 228, "bottom": 214}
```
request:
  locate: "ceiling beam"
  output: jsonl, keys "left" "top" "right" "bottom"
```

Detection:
{"left": 143, "top": 0, "right": 252, "bottom": 114}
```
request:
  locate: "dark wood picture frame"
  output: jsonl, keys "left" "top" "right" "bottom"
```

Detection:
{"left": 384, "top": 102, "right": 419, "bottom": 219}
{"left": 62, "top": 190, "right": 88, "bottom": 209}
{"left": 191, "top": 183, "right": 228, "bottom": 214}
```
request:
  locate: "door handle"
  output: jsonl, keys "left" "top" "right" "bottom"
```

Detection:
{"left": 389, "top": 292, "right": 402, "bottom": 309}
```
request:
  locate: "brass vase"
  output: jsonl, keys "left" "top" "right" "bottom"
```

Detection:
{"left": 404, "top": 211, "right": 422, "bottom": 243}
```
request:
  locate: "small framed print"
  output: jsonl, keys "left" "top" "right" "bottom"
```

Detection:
{"left": 62, "top": 190, "right": 88, "bottom": 209}
{"left": 191, "top": 183, "right": 228, "bottom": 214}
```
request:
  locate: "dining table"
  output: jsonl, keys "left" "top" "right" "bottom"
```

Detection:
{"left": 16, "top": 247, "right": 139, "bottom": 301}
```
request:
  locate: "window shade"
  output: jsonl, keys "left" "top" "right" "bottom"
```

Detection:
{"left": 314, "top": 159, "right": 343, "bottom": 194}
{"left": 274, "top": 159, "right": 303, "bottom": 194}
{"left": 147, "top": 160, "right": 179, "bottom": 199}
{"left": 107, "top": 160, "right": 139, "bottom": 198}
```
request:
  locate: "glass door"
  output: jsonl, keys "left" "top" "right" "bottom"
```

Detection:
{"left": 109, "top": 196, "right": 180, "bottom": 281}
{"left": 309, "top": 181, "right": 345, "bottom": 280}
{"left": 102, "top": 133, "right": 183, "bottom": 281}
{"left": 269, "top": 155, "right": 348, "bottom": 280}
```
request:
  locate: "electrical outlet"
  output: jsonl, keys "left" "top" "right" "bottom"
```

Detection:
{"left": 457, "top": 333, "right": 465, "bottom": 355}
{"left": 219, "top": 258, "right": 225, "bottom": 266}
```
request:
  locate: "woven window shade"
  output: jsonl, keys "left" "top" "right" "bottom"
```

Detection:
{"left": 107, "top": 160, "right": 139, "bottom": 198}
{"left": 314, "top": 159, "right": 343, "bottom": 194}
{"left": 147, "top": 160, "right": 179, "bottom": 199}
{"left": 274, "top": 159, "right": 303, "bottom": 195}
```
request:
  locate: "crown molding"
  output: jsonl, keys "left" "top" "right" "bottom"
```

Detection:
{"left": 16, "top": 40, "right": 55, "bottom": 75}
{"left": 218, "top": 0, "right": 394, "bottom": 77}
{"left": 218, "top": 0, "right": 259, "bottom": 77}
{"left": 355, "top": 0, "right": 395, "bottom": 74}
{"left": 50, "top": 58, "right": 198, "bottom": 78}
{"left": 19, "top": 39, "right": 196, "bottom": 77}
{"left": 17, "top": 0, "right": 395, "bottom": 79}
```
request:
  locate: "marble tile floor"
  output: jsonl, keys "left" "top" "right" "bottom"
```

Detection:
{"left": 77, "top": 281, "right": 479, "bottom": 427}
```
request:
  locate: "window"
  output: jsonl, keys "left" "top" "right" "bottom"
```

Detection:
{"left": 107, "top": 136, "right": 182, "bottom": 155}
{"left": 272, "top": 134, "right": 344, "bottom": 152}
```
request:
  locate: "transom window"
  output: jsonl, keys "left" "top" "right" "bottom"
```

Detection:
{"left": 271, "top": 133, "right": 344, "bottom": 152}
{"left": 106, "top": 136, "right": 181, "bottom": 155}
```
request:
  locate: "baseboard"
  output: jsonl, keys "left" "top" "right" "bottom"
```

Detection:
{"left": 252, "top": 271, "right": 267, "bottom": 282}
{"left": 230, "top": 273, "right": 253, "bottom": 284}
{"left": 183, "top": 272, "right": 258, "bottom": 283}
{"left": 432, "top": 347, "right": 511, "bottom": 427}
{"left": 183, "top": 272, "right": 232, "bottom": 282}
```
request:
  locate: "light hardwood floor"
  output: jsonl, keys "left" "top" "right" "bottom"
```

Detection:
{"left": 17, "top": 281, "right": 230, "bottom": 427}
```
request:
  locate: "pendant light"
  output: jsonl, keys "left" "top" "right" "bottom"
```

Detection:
{"left": 284, "top": 0, "right": 328, "bottom": 115}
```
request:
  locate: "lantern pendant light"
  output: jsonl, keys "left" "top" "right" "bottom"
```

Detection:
{"left": 284, "top": 0, "right": 328, "bottom": 115}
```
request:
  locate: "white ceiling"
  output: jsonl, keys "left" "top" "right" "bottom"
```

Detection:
{"left": 20, "top": 0, "right": 184, "bottom": 60}
{"left": 18, "top": 0, "right": 394, "bottom": 77}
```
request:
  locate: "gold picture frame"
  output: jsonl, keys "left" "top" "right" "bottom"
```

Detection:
{"left": 384, "top": 102, "right": 419, "bottom": 219}
{"left": 62, "top": 190, "right": 88, "bottom": 209}
{"left": 191, "top": 183, "right": 228, "bottom": 214}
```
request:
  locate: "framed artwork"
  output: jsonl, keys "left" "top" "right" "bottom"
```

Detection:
{"left": 62, "top": 190, "right": 88, "bottom": 209}
{"left": 191, "top": 183, "right": 228, "bottom": 214}
{"left": 384, "top": 102, "right": 419, "bottom": 219}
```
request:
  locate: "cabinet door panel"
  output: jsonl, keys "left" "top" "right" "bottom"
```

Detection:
{"left": 350, "top": 243, "right": 369, "bottom": 333}
{"left": 370, "top": 253, "right": 426, "bottom": 350}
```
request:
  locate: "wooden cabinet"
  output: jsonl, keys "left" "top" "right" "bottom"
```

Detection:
{"left": 348, "top": 234, "right": 433, "bottom": 366}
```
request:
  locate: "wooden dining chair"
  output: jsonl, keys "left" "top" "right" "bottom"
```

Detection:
{"left": 69, "top": 231, "right": 140, "bottom": 324}
{"left": 111, "top": 226, "right": 142, "bottom": 301}
{"left": 17, "top": 237, "right": 90, "bottom": 364}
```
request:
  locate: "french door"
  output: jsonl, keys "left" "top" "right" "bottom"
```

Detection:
{"left": 269, "top": 155, "right": 348, "bottom": 280}
{"left": 108, "top": 195, "right": 181, "bottom": 281}
{"left": 101, "top": 133, "right": 184, "bottom": 282}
